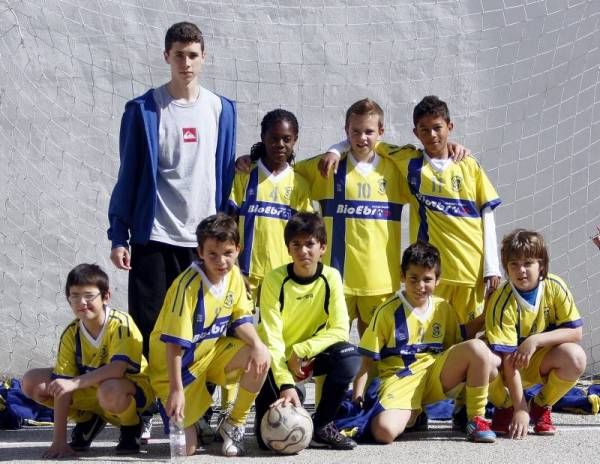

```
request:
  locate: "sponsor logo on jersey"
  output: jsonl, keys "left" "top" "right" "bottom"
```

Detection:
{"left": 193, "top": 317, "right": 229, "bottom": 342}
{"left": 335, "top": 203, "right": 391, "bottom": 218}
{"left": 413, "top": 192, "right": 478, "bottom": 218}
{"left": 296, "top": 293, "right": 314, "bottom": 301}
{"left": 246, "top": 203, "right": 293, "bottom": 219}
{"left": 182, "top": 127, "right": 197, "bottom": 143}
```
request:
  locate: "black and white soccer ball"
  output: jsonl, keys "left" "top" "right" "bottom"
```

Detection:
{"left": 260, "top": 404, "right": 313, "bottom": 454}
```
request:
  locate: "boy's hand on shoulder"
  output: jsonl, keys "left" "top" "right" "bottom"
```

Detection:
{"left": 166, "top": 389, "right": 185, "bottom": 423}
{"left": 447, "top": 141, "right": 471, "bottom": 162}
{"left": 484, "top": 275, "right": 501, "bottom": 299}
{"left": 272, "top": 388, "right": 302, "bottom": 408}
{"left": 318, "top": 152, "right": 341, "bottom": 178}
{"left": 235, "top": 155, "right": 252, "bottom": 173}
{"left": 508, "top": 409, "right": 529, "bottom": 439}
{"left": 46, "top": 378, "right": 77, "bottom": 397}
{"left": 110, "top": 247, "right": 131, "bottom": 270}
{"left": 246, "top": 342, "right": 270, "bottom": 378}
{"left": 42, "top": 442, "right": 77, "bottom": 459}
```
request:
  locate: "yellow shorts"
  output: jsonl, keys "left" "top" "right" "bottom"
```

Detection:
{"left": 435, "top": 282, "right": 484, "bottom": 325}
{"left": 40, "top": 375, "right": 154, "bottom": 427}
{"left": 153, "top": 336, "right": 246, "bottom": 428}
{"left": 346, "top": 294, "right": 391, "bottom": 325}
{"left": 378, "top": 349, "right": 462, "bottom": 411}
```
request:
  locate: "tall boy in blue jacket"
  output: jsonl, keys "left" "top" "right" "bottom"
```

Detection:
{"left": 107, "top": 21, "right": 236, "bottom": 359}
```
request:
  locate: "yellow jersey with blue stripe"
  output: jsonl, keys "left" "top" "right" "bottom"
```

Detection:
{"left": 359, "top": 292, "right": 461, "bottom": 379}
{"left": 148, "top": 262, "right": 254, "bottom": 390}
{"left": 228, "top": 161, "right": 312, "bottom": 281}
{"left": 53, "top": 307, "right": 148, "bottom": 387}
{"left": 485, "top": 274, "right": 582, "bottom": 354}
{"left": 376, "top": 143, "right": 501, "bottom": 286}
{"left": 295, "top": 152, "right": 409, "bottom": 296}
{"left": 257, "top": 262, "right": 349, "bottom": 388}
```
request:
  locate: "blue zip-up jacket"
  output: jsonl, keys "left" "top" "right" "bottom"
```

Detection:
{"left": 107, "top": 89, "right": 236, "bottom": 248}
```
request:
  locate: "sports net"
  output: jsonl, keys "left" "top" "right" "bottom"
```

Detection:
{"left": 0, "top": 0, "right": 599, "bottom": 377}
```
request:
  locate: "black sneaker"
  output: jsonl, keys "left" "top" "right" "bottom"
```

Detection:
{"left": 452, "top": 405, "right": 468, "bottom": 432}
{"left": 405, "top": 411, "right": 429, "bottom": 432}
{"left": 310, "top": 421, "right": 357, "bottom": 450}
{"left": 69, "top": 415, "right": 106, "bottom": 451}
{"left": 116, "top": 422, "right": 142, "bottom": 454}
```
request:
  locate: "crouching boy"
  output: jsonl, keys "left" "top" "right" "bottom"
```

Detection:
{"left": 22, "top": 264, "right": 154, "bottom": 457}
{"left": 147, "top": 213, "right": 270, "bottom": 456}
{"left": 255, "top": 212, "right": 361, "bottom": 450}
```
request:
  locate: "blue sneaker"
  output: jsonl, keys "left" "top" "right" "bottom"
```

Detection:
{"left": 465, "top": 416, "right": 496, "bottom": 443}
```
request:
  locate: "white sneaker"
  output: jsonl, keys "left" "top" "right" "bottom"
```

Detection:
{"left": 217, "top": 418, "right": 245, "bottom": 457}
{"left": 140, "top": 416, "right": 152, "bottom": 444}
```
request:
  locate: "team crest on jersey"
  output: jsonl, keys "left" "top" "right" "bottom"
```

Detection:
{"left": 283, "top": 186, "right": 292, "bottom": 200}
{"left": 224, "top": 292, "right": 234, "bottom": 309}
{"left": 530, "top": 322, "right": 538, "bottom": 334}
{"left": 182, "top": 127, "right": 198, "bottom": 143}
{"left": 451, "top": 175, "right": 463, "bottom": 192}
{"left": 99, "top": 346, "right": 108, "bottom": 364}
{"left": 377, "top": 178, "right": 387, "bottom": 194}
{"left": 543, "top": 307, "right": 550, "bottom": 322}
{"left": 431, "top": 323, "right": 442, "bottom": 338}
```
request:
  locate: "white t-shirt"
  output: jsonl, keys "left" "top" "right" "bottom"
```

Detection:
{"left": 150, "top": 85, "right": 222, "bottom": 246}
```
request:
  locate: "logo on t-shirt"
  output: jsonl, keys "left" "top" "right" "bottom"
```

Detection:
{"left": 182, "top": 127, "right": 198, "bottom": 143}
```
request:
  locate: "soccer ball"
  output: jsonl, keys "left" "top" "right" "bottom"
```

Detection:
{"left": 260, "top": 404, "right": 313, "bottom": 454}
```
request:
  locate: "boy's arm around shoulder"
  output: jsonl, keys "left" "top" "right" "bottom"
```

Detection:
{"left": 291, "top": 267, "right": 349, "bottom": 360}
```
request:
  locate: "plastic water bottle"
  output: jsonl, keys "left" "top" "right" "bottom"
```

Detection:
{"left": 169, "top": 417, "right": 186, "bottom": 462}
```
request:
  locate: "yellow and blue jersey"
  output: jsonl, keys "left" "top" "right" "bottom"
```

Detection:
{"left": 228, "top": 161, "right": 312, "bottom": 281}
{"left": 376, "top": 143, "right": 501, "bottom": 286}
{"left": 359, "top": 292, "right": 461, "bottom": 379}
{"left": 148, "top": 262, "right": 254, "bottom": 391}
{"left": 53, "top": 307, "right": 148, "bottom": 387}
{"left": 485, "top": 274, "right": 582, "bottom": 354}
{"left": 295, "top": 152, "right": 409, "bottom": 296}
{"left": 257, "top": 262, "right": 349, "bottom": 388}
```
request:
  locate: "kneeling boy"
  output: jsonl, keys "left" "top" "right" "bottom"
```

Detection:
{"left": 354, "top": 242, "right": 498, "bottom": 443}
{"left": 148, "top": 213, "right": 270, "bottom": 456}
{"left": 23, "top": 264, "right": 154, "bottom": 457}
{"left": 255, "top": 212, "right": 361, "bottom": 450}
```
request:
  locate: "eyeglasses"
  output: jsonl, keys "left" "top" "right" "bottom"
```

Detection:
{"left": 67, "top": 292, "right": 102, "bottom": 304}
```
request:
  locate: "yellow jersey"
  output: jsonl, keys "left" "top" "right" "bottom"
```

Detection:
{"left": 359, "top": 292, "right": 461, "bottom": 379}
{"left": 257, "top": 263, "right": 349, "bottom": 388}
{"left": 295, "top": 152, "right": 409, "bottom": 296}
{"left": 229, "top": 161, "right": 312, "bottom": 281}
{"left": 485, "top": 274, "right": 582, "bottom": 354}
{"left": 53, "top": 307, "right": 148, "bottom": 388}
{"left": 376, "top": 143, "right": 501, "bottom": 286}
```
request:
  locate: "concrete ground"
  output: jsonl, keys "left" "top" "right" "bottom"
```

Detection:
{"left": 1, "top": 409, "right": 598, "bottom": 464}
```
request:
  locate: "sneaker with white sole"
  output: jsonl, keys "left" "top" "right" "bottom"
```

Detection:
{"left": 69, "top": 415, "right": 106, "bottom": 451}
{"left": 310, "top": 421, "right": 357, "bottom": 450}
{"left": 140, "top": 415, "right": 152, "bottom": 444}
{"left": 217, "top": 417, "right": 246, "bottom": 457}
